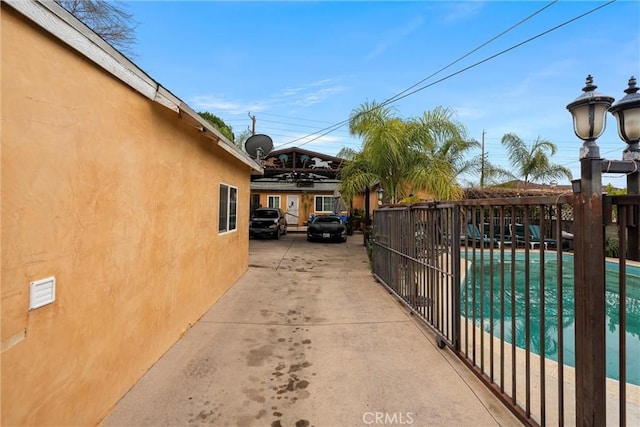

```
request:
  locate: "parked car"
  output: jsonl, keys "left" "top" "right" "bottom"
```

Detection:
{"left": 307, "top": 214, "right": 347, "bottom": 243}
{"left": 249, "top": 208, "right": 287, "bottom": 239}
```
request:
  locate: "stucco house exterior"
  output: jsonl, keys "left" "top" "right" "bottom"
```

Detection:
{"left": 1, "top": 1, "right": 261, "bottom": 425}
{"left": 250, "top": 147, "right": 347, "bottom": 225}
{"left": 250, "top": 147, "right": 379, "bottom": 227}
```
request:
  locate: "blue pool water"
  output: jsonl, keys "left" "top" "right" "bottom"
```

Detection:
{"left": 461, "top": 252, "right": 640, "bottom": 385}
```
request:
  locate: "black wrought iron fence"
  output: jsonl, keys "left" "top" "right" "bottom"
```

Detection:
{"left": 372, "top": 194, "right": 640, "bottom": 427}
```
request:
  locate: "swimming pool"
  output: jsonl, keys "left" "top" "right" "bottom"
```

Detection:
{"left": 461, "top": 252, "right": 640, "bottom": 385}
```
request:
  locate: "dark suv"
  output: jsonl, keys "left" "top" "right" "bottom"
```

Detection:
{"left": 249, "top": 208, "right": 287, "bottom": 239}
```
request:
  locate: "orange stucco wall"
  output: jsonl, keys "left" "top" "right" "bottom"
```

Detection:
{"left": 352, "top": 189, "right": 379, "bottom": 217}
{"left": 2, "top": 7, "right": 251, "bottom": 426}
{"left": 252, "top": 191, "right": 344, "bottom": 225}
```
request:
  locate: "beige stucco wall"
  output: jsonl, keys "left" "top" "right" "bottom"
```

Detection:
{"left": 353, "top": 190, "right": 379, "bottom": 216}
{"left": 252, "top": 191, "right": 342, "bottom": 225}
{"left": 1, "top": 7, "right": 251, "bottom": 426}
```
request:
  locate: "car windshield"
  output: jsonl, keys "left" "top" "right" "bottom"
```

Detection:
{"left": 315, "top": 216, "right": 340, "bottom": 223}
{"left": 255, "top": 210, "right": 278, "bottom": 219}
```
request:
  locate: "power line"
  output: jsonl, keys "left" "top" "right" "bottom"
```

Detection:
{"left": 258, "top": 111, "right": 338, "bottom": 124}
{"left": 255, "top": 119, "right": 353, "bottom": 135}
{"left": 376, "top": 1, "right": 616, "bottom": 107}
{"left": 274, "top": 1, "right": 562, "bottom": 149}
{"left": 273, "top": 0, "right": 616, "bottom": 151}
{"left": 379, "top": 1, "right": 559, "bottom": 107}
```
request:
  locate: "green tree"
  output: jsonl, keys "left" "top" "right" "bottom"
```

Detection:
{"left": 56, "top": 0, "right": 137, "bottom": 57}
{"left": 458, "top": 151, "right": 512, "bottom": 188}
{"left": 235, "top": 129, "right": 252, "bottom": 150}
{"left": 500, "top": 133, "right": 572, "bottom": 187}
{"left": 478, "top": 158, "right": 513, "bottom": 187}
{"left": 406, "top": 107, "right": 478, "bottom": 199}
{"left": 339, "top": 102, "right": 472, "bottom": 204}
{"left": 604, "top": 183, "right": 626, "bottom": 195}
{"left": 341, "top": 101, "right": 410, "bottom": 204}
{"left": 198, "top": 111, "right": 234, "bottom": 142}
{"left": 336, "top": 147, "right": 358, "bottom": 160}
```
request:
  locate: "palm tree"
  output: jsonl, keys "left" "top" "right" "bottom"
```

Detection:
{"left": 340, "top": 102, "right": 473, "bottom": 203}
{"left": 341, "top": 101, "right": 412, "bottom": 204}
{"left": 458, "top": 152, "right": 512, "bottom": 188}
{"left": 336, "top": 146, "right": 358, "bottom": 160}
{"left": 278, "top": 153, "right": 289, "bottom": 168}
{"left": 406, "top": 107, "right": 478, "bottom": 200}
{"left": 501, "top": 133, "right": 572, "bottom": 187}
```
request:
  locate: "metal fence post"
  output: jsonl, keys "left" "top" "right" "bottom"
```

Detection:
{"left": 574, "top": 155, "right": 607, "bottom": 426}
{"left": 452, "top": 205, "right": 461, "bottom": 353}
{"left": 627, "top": 170, "right": 640, "bottom": 261}
{"left": 566, "top": 76, "right": 613, "bottom": 426}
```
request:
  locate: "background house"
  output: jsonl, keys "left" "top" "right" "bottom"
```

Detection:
{"left": 249, "top": 146, "right": 380, "bottom": 227}
{"left": 250, "top": 147, "right": 348, "bottom": 225}
{"left": 1, "top": 1, "right": 261, "bottom": 425}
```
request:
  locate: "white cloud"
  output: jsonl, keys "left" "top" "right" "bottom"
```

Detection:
{"left": 189, "top": 95, "right": 271, "bottom": 115}
{"left": 293, "top": 86, "right": 347, "bottom": 106}
{"left": 191, "top": 78, "right": 348, "bottom": 115}
{"left": 277, "top": 79, "right": 346, "bottom": 106}
{"left": 439, "top": 1, "right": 485, "bottom": 25}
{"left": 272, "top": 130, "right": 344, "bottom": 152}
{"left": 366, "top": 16, "right": 425, "bottom": 60}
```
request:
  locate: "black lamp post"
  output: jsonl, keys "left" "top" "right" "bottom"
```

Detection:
{"left": 609, "top": 76, "right": 640, "bottom": 173}
{"left": 567, "top": 75, "right": 640, "bottom": 427}
{"left": 567, "top": 75, "right": 640, "bottom": 229}
{"left": 567, "top": 74, "right": 614, "bottom": 160}
{"left": 376, "top": 186, "right": 384, "bottom": 205}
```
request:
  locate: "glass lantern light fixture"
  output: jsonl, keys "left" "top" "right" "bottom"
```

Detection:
{"left": 608, "top": 76, "right": 640, "bottom": 161}
{"left": 376, "top": 186, "right": 384, "bottom": 205}
{"left": 566, "top": 75, "right": 615, "bottom": 159}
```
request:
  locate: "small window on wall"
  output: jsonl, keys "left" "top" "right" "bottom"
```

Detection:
{"left": 315, "top": 195, "right": 334, "bottom": 213}
{"left": 219, "top": 184, "right": 238, "bottom": 233}
{"left": 267, "top": 195, "right": 281, "bottom": 209}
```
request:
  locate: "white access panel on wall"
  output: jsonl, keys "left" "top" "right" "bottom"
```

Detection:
{"left": 29, "top": 276, "right": 56, "bottom": 310}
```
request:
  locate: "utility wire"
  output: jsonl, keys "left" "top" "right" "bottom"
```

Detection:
{"left": 378, "top": 0, "right": 616, "bottom": 107}
{"left": 258, "top": 111, "right": 338, "bottom": 124}
{"left": 273, "top": 0, "right": 616, "bottom": 151}
{"left": 273, "top": 1, "right": 561, "bottom": 150}
{"left": 379, "top": 0, "right": 559, "bottom": 107}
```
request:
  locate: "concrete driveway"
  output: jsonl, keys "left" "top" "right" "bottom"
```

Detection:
{"left": 102, "top": 233, "right": 521, "bottom": 427}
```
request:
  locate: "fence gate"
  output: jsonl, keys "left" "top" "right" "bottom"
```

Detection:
{"left": 372, "top": 194, "right": 640, "bottom": 427}
{"left": 372, "top": 204, "right": 459, "bottom": 349}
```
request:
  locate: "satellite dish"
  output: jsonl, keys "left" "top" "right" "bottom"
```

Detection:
{"left": 245, "top": 134, "right": 273, "bottom": 162}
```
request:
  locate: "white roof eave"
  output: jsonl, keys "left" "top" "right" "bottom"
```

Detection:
{"left": 5, "top": 0, "right": 262, "bottom": 174}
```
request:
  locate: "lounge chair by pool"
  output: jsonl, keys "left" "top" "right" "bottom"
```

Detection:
{"left": 512, "top": 223, "right": 550, "bottom": 249}
{"left": 529, "top": 224, "right": 557, "bottom": 248}
{"left": 464, "top": 223, "right": 510, "bottom": 248}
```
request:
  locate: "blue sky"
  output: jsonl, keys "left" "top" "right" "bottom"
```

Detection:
{"left": 125, "top": 1, "right": 639, "bottom": 188}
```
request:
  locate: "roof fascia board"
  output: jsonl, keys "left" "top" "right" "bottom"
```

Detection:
{"left": 176, "top": 101, "right": 262, "bottom": 173}
{"left": 6, "top": 0, "right": 261, "bottom": 173}
{"left": 7, "top": 0, "right": 161, "bottom": 102}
